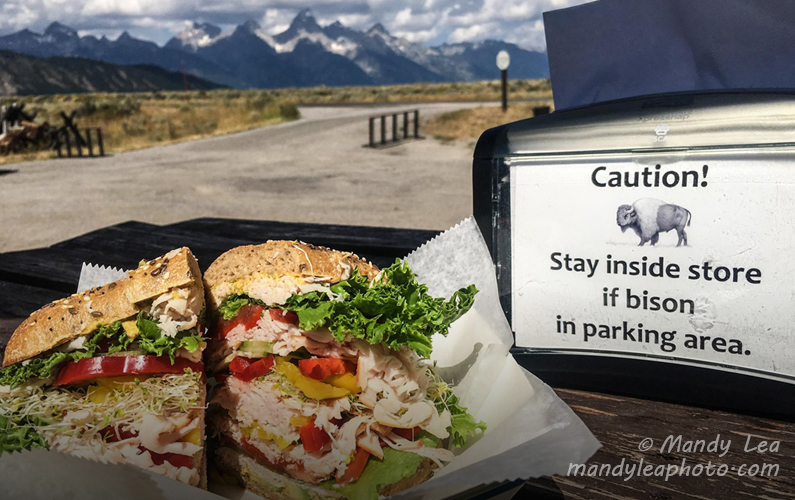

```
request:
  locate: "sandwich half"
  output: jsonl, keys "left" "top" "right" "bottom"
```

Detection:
{"left": 0, "top": 247, "right": 208, "bottom": 487}
{"left": 204, "top": 241, "right": 484, "bottom": 500}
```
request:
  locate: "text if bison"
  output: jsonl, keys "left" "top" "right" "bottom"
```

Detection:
{"left": 616, "top": 198, "right": 692, "bottom": 247}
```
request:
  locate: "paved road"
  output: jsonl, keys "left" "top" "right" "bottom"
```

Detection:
{"left": 0, "top": 102, "right": 493, "bottom": 252}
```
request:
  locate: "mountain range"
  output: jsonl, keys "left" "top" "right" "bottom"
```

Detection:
{"left": 0, "top": 10, "right": 549, "bottom": 89}
{"left": 0, "top": 50, "right": 221, "bottom": 96}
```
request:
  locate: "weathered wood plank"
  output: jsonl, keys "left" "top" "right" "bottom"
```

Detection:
{"left": 522, "top": 389, "right": 795, "bottom": 499}
{"left": 0, "top": 283, "right": 63, "bottom": 360}
{"left": 161, "top": 218, "right": 439, "bottom": 263}
{"left": 0, "top": 222, "right": 165, "bottom": 292}
{"left": 0, "top": 219, "right": 440, "bottom": 293}
{"left": 0, "top": 281, "right": 64, "bottom": 319}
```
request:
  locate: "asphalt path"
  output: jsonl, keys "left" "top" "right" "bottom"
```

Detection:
{"left": 0, "top": 101, "right": 495, "bottom": 252}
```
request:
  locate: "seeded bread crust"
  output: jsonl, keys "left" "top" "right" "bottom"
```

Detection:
{"left": 3, "top": 247, "right": 202, "bottom": 367}
{"left": 203, "top": 241, "right": 379, "bottom": 312}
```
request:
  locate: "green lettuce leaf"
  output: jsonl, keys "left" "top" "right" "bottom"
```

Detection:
{"left": 135, "top": 311, "right": 204, "bottom": 363}
{"left": 281, "top": 260, "right": 477, "bottom": 357}
{"left": 433, "top": 391, "right": 487, "bottom": 448}
{"left": 0, "top": 414, "right": 49, "bottom": 455}
{"left": 0, "top": 321, "right": 127, "bottom": 388}
{"left": 323, "top": 436, "right": 437, "bottom": 500}
{"left": 218, "top": 295, "right": 264, "bottom": 321}
{"left": 0, "top": 312, "right": 205, "bottom": 388}
{"left": 217, "top": 261, "right": 477, "bottom": 358}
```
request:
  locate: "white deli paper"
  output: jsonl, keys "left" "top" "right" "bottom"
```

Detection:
{"left": 393, "top": 217, "right": 600, "bottom": 499}
{"left": 76, "top": 262, "right": 128, "bottom": 292}
{"left": 1, "top": 220, "right": 600, "bottom": 500}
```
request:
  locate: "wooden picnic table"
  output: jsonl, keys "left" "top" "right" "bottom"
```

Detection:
{"left": 0, "top": 218, "right": 793, "bottom": 499}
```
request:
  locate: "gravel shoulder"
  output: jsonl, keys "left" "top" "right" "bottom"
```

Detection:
{"left": 0, "top": 102, "right": 493, "bottom": 252}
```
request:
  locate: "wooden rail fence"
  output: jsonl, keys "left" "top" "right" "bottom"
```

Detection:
{"left": 55, "top": 127, "right": 105, "bottom": 158}
{"left": 0, "top": 105, "right": 106, "bottom": 158}
{"left": 368, "top": 109, "right": 420, "bottom": 147}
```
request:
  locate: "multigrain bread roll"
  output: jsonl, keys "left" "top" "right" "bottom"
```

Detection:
{"left": 4, "top": 247, "right": 202, "bottom": 366}
{"left": 204, "top": 241, "right": 484, "bottom": 500}
{"left": 0, "top": 247, "right": 209, "bottom": 487}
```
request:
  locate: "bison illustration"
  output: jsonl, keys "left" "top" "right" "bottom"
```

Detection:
{"left": 616, "top": 198, "right": 691, "bottom": 247}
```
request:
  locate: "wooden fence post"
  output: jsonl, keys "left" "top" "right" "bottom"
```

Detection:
{"left": 413, "top": 110, "right": 419, "bottom": 138}
{"left": 85, "top": 128, "right": 94, "bottom": 157}
{"left": 55, "top": 129, "right": 63, "bottom": 158}
{"left": 369, "top": 118, "right": 375, "bottom": 147}
{"left": 96, "top": 128, "right": 104, "bottom": 156}
{"left": 392, "top": 114, "right": 398, "bottom": 142}
{"left": 380, "top": 116, "right": 386, "bottom": 145}
{"left": 64, "top": 131, "right": 72, "bottom": 158}
{"left": 403, "top": 112, "right": 409, "bottom": 139}
{"left": 76, "top": 129, "right": 83, "bottom": 157}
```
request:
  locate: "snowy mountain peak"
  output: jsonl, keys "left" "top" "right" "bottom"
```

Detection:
{"left": 367, "top": 23, "right": 390, "bottom": 36}
{"left": 274, "top": 9, "right": 323, "bottom": 44}
{"left": 44, "top": 22, "right": 78, "bottom": 39}
{"left": 193, "top": 22, "right": 221, "bottom": 39}
{"left": 239, "top": 20, "right": 262, "bottom": 34}
{"left": 292, "top": 9, "right": 321, "bottom": 31}
{"left": 0, "top": 14, "right": 550, "bottom": 90}
{"left": 171, "top": 21, "right": 223, "bottom": 51}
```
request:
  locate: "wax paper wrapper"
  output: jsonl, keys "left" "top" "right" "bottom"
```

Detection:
{"left": 390, "top": 217, "right": 600, "bottom": 499}
{"left": 76, "top": 262, "right": 127, "bottom": 292}
{"left": 1, "top": 219, "right": 599, "bottom": 500}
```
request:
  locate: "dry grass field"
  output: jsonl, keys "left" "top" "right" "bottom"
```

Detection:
{"left": 264, "top": 78, "right": 551, "bottom": 103}
{"left": 0, "top": 80, "right": 552, "bottom": 164}
{"left": 0, "top": 91, "right": 299, "bottom": 164}
{"left": 425, "top": 101, "right": 554, "bottom": 143}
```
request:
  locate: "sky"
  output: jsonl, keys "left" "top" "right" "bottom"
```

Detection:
{"left": 0, "top": 0, "right": 593, "bottom": 51}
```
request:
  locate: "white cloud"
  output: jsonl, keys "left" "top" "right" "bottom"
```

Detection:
{"left": 0, "top": 0, "right": 595, "bottom": 50}
{"left": 449, "top": 23, "right": 494, "bottom": 43}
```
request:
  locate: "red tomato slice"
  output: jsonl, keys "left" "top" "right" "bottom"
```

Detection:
{"left": 300, "top": 418, "right": 332, "bottom": 452}
{"left": 269, "top": 309, "right": 299, "bottom": 325}
{"left": 298, "top": 357, "right": 356, "bottom": 381}
{"left": 238, "top": 304, "right": 264, "bottom": 329}
{"left": 216, "top": 304, "right": 264, "bottom": 339}
{"left": 54, "top": 355, "right": 203, "bottom": 386}
{"left": 392, "top": 426, "right": 423, "bottom": 441}
{"left": 337, "top": 447, "right": 370, "bottom": 484}
{"left": 150, "top": 450, "right": 193, "bottom": 468}
{"left": 230, "top": 355, "right": 274, "bottom": 382}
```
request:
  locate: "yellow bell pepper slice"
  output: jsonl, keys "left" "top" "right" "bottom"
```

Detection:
{"left": 180, "top": 427, "right": 203, "bottom": 446}
{"left": 326, "top": 373, "right": 361, "bottom": 394}
{"left": 122, "top": 320, "right": 139, "bottom": 339}
{"left": 290, "top": 415, "right": 312, "bottom": 428}
{"left": 242, "top": 422, "right": 293, "bottom": 450}
{"left": 275, "top": 357, "right": 350, "bottom": 400}
{"left": 86, "top": 385, "right": 113, "bottom": 404}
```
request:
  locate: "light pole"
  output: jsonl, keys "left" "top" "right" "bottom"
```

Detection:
{"left": 496, "top": 50, "right": 510, "bottom": 112}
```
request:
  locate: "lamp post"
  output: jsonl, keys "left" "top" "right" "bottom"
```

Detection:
{"left": 496, "top": 50, "right": 511, "bottom": 112}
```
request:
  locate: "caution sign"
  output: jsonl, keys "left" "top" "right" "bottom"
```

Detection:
{"left": 511, "top": 157, "right": 795, "bottom": 380}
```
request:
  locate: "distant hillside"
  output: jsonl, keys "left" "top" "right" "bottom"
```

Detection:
{"left": 0, "top": 13, "right": 549, "bottom": 89}
{"left": 0, "top": 50, "right": 223, "bottom": 96}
